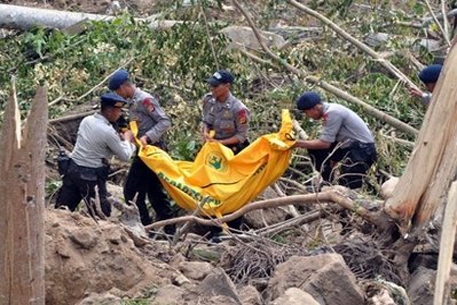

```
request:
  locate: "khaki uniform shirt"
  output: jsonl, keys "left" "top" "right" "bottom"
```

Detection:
{"left": 202, "top": 93, "right": 250, "bottom": 142}
{"left": 320, "top": 103, "right": 374, "bottom": 146}
{"left": 129, "top": 88, "right": 171, "bottom": 143}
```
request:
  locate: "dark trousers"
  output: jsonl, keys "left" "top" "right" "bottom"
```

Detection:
{"left": 225, "top": 140, "right": 249, "bottom": 154}
{"left": 55, "top": 160, "right": 111, "bottom": 217}
{"left": 124, "top": 156, "right": 174, "bottom": 225}
{"left": 308, "top": 141, "right": 377, "bottom": 189}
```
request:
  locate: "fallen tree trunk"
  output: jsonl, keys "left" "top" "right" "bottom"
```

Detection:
{"left": 0, "top": 81, "right": 48, "bottom": 304}
{"left": 0, "top": 4, "right": 181, "bottom": 31}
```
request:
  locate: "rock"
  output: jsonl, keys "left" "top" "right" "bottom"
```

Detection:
{"left": 106, "top": 224, "right": 122, "bottom": 244}
{"left": 370, "top": 289, "right": 396, "bottom": 305}
{"left": 45, "top": 209, "right": 172, "bottom": 305}
{"left": 268, "top": 254, "right": 364, "bottom": 305}
{"left": 365, "top": 33, "right": 390, "bottom": 48}
{"left": 408, "top": 267, "right": 435, "bottom": 305}
{"left": 179, "top": 261, "right": 213, "bottom": 281}
{"left": 150, "top": 284, "right": 185, "bottom": 305}
{"left": 364, "top": 279, "right": 409, "bottom": 305}
{"left": 204, "top": 295, "right": 240, "bottom": 305}
{"left": 272, "top": 288, "right": 319, "bottom": 305}
{"left": 70, "top": 228, "right": 100, "bottom": 249}
{"left": 172, "top": 272, "right": 191, "bottom": 286}
{"left": 238, "top": 285, "right": 263, "bottom": 305}
{"left": 76, "top": 292, "right": 122, "bottom": 305}
{"left": 380, "top": 177, "right": 399, "bottom": 200}
{"left": 198, "top": 267, "right": 242, "bottom": 305}
{"left": 220, "top": 26, "right": 286, "bottom": 51}
{"left": 170, "top": 253, "right": 186, "bottom": 268}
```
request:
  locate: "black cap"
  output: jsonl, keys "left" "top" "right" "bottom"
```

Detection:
{"left": 207, "top": 69, "right": 235, "bottom": 86}
{"left": 100, "top": 92, "right": 127, "bottom": 108}
{"left": 296, "top": 92, "right": 322, "bottom": 110}
{"left": 108, "top": 69, "right": 129, "bottom": 90}
{"left": 419, "top": 64, "right": 442, "bottom": 84}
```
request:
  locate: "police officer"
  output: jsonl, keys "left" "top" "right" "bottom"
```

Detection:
{"left": 409, "top": 64, "right": 442, "bottom": 106}
{"left": 202, "top": 69, "right": 250, "bottom": 154}
{"left": 55, "top": 93, "right": 135, "bottom": 216}
{"left": 293, "top": 92, "right": 377, "bottom": 189}
{"left": 109, "top": 69, "right": 174, "bottom": 226}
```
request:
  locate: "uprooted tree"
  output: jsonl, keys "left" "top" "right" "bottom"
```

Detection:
{"left": 0, "top": 83, "right": 48, "bottom": 305}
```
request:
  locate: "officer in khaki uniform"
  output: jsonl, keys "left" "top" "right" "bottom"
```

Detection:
{"left": 202, "top": 69, "right": 250, "bottom": 154}
{"left": 109, "top": 70, "right": 174, "bottom": 226}
{"left": 293, "top": 91, "right": 377, "bottom": 189}
{"left": 201, "top": 70, "right": 250, "bottom": 240}
{"left": 56, "top": 93, "right": 135, "bottom": 217}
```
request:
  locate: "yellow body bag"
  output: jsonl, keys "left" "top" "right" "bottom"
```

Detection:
{"left": 131, "top": 110, "right": 296, "bottom": 216}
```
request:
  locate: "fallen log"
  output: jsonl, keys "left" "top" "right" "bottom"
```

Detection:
{"left": 0, "top": 4, "right": 182, "bottom": 31}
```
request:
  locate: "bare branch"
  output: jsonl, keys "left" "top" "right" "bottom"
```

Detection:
{"left": 424, "top": 0, "right": 451, "bottom": 47}
{"left": 145, "top": 189, "right": 379, "bottom": 230}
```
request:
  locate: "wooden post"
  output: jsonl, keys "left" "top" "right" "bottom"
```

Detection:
{"left": 0, "top": 81, "right": 48, "bottom": 305}
{"left": 434, "top": 181, "right": 457, "bottom": 305}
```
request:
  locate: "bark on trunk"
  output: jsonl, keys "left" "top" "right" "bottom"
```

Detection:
{"left": 0, "top": 82, "right": 48, "bottom": 304}
{"left": 0, "top": 4, "right": 181, "bottom": 31}
{"left": 385, "top": 38, "right": 457, "bottom": 232}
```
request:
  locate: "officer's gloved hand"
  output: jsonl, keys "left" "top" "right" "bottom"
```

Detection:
{"left": 114, "top": 114, "right": 129, "bottom": 133}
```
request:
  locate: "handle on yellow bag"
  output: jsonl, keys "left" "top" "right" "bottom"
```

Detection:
{"left": 129, "top": 121, "right": 143, "bottom": 148}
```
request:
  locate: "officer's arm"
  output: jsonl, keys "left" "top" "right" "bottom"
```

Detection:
{"left": 201, "top": 95, "right": 213, "bottom": 136}
{"left": 104, "top": 128, "right": 136, "bottom": 161}
{"left": 293, "top": 139, "right": 331, "bottom": 149}
{"left": 142, "top": 97, "right": 171, "bottom": 143}
{"left": 231, "top": 107, "right": 249, "bottom": 143}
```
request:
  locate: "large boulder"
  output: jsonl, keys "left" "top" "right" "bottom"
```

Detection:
{"left": 45, "top": 209, "right": 172, "bottom": 305}
{"left": 268, "top": 254, "right": 364, "bottom": 305}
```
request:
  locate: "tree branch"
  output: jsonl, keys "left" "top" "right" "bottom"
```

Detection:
{"left": 145, "top": 190, "right": 379, "bottom": 230}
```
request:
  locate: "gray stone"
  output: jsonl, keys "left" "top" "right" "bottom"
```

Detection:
{"left": 380, "top": 177, "right": 399, "bottom": 200}
{"left": 408, "top": 267, "right": 435, "bottom": 305}
{"left": 179, "top": 261, "right": 213, "bottom": 281}
{"left": 76, "top": 292, "right": 121, "bottom": 305}
{"left": 198, "top": 267, "right": 242, "bottom": 305}
{"left": 70, "top": 228, "right": 99, "bottom": 249}
{"left": 268, "top": 254, "right": 364, "bottom": 305}
{"left": 220, "top": 26, "right": 286, "bottom": 51}
{"left": 172, "top": 272, "right": 191, "bottom": 287}
{"left": 272, "top": 288, "right": 319, "bottom": 305}
{"left": 149, "top": 284, "right": 184, "bottom": 305}
{"left": 238, "top": 285, "right": 262, "bottom": 305}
